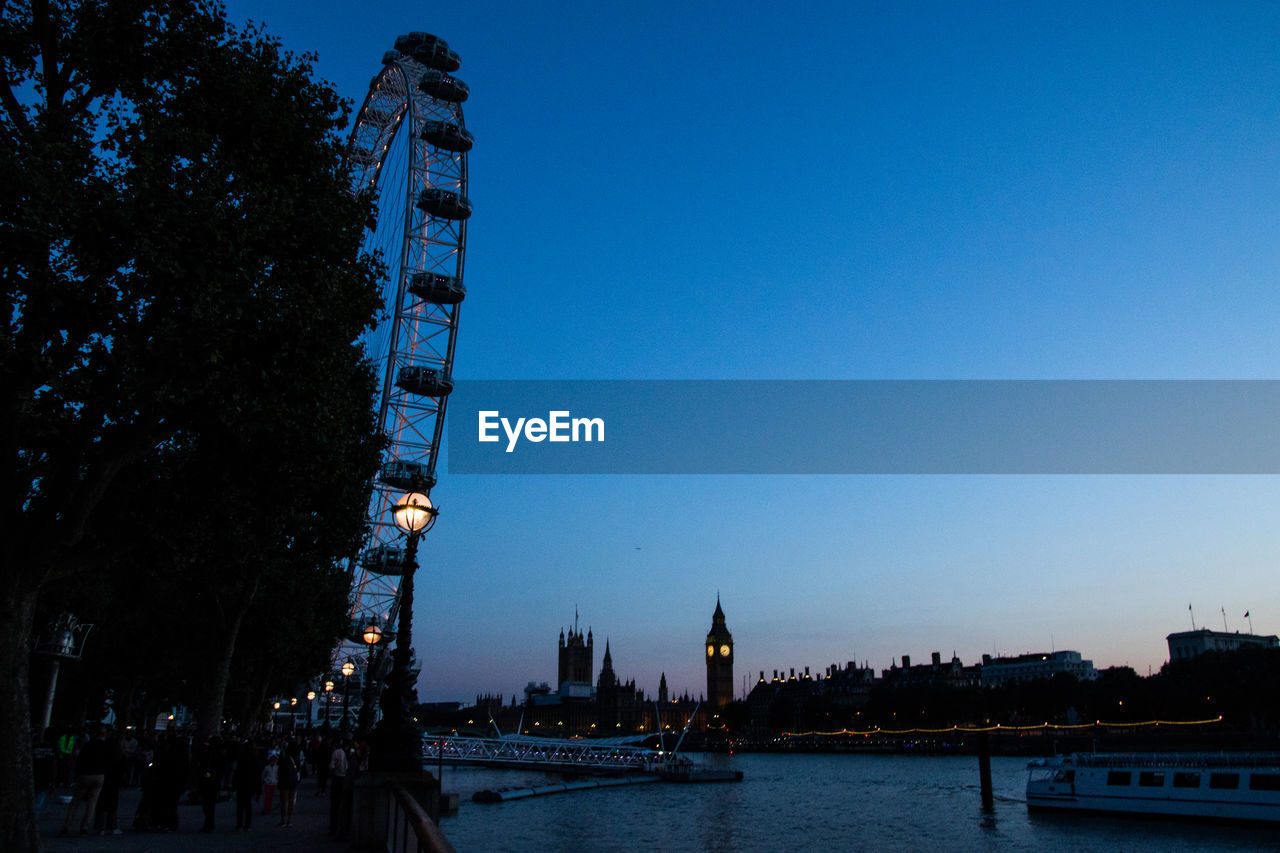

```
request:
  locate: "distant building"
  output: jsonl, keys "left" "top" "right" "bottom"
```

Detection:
{"left": 558, "top": 618, "right": 594, "bottom": 699}
{"left": 1167, "top": 628, "right": 1279, "bottom": 662}
{"left": 705, "top": 597, "right": 734, "bottom": 710}
{"left": 979, "top": 650, "right": 1097, "bottom": 686}
{"left": 882, "top": 651, "right": 979, "bottom": 688}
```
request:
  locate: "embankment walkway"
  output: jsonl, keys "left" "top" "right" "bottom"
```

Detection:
{"left": 37, "top": 775, "right": 355, "bottom": 853}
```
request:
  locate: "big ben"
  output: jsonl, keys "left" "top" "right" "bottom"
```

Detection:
{"left": 705, "top": 596, "right": 733, "bottom": 709}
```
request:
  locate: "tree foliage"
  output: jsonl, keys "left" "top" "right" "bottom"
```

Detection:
{"left": 3, "top": 2, "right": 385, "bottom": 848}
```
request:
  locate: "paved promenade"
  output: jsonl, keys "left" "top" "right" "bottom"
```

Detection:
{"left": 37, "top": 776, "right": 351, "bottom": 853}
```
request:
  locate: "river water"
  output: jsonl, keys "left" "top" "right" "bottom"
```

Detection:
{"left": 435, "top": 753, "right": 1279, "bottom": 852}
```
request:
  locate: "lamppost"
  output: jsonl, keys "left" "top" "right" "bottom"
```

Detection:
{"left": 306, "top": 690, "right": 316, "bottom": 730}
{"left": 273, "top": 701, "right": 281, "bottom": 733}
{"left": 34, "top": 613, "right": 93, "bottom": 735}
{"left": 357, "top": 617, "right": 384, "bottom": 735}
{"left": 372, "top": 487, "right": 438, "bottom": 770}
{"left": 290, "top": 697, "right": 298, "bottom": 732}
{"left": 323, "top": 680, "right": 334, "bottom": 728}
{"left": 340, "top": 660, "right": 356, "bottom": 733}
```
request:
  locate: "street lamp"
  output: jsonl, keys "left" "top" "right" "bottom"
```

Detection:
{"left": 341, "top": 660, "right": 356, "bottom": 732}
{"left": 357, "top": 618, "right": 384, "bottom": 735}
{"left": 34, "top": 613, "right": 93, "bottom": 735}
{"left": 323, "top": 680, "right": 334, "bottom": 728}
{"left": 306, "top": 690, "right": 316, "bottom": 729}
{"left": 290, "top": 697, "right": 298, "bottom": 731}
{"left": 273, "top": 701, "right": 281, "bottom": 733}
{"left": 373, "top": 487, "right": 438, "bottom": 770}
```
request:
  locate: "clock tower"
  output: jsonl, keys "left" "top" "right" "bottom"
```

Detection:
{"left": 705, "top": 596, "right": 734, "bottom": 710}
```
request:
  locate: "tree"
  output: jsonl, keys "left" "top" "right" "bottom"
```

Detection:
{"left": 2, "top": 2, "right": 383, "bottom": 847}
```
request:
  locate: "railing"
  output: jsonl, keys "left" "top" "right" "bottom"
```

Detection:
{"left": 387, "top": 782, "right": 456, "bottom": 853}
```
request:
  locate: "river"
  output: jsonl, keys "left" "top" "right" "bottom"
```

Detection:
{"left": 435, "top": 753, "right": 1279, "bottom": 852}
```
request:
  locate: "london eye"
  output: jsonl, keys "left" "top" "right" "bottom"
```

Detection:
{"left": 338, "top": 32, "right": 472, "bottom": 718}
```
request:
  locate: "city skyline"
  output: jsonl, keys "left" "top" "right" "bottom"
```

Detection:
{"left": 225, "top": 0, "right": 1280, "bottom": 702}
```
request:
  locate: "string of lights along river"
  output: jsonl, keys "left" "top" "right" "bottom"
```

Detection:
{"left": 437, "top": 754, "right": 1274, "bottom": 852}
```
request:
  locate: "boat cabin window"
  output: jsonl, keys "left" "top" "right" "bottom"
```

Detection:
{"left": 1250, "top": 773, "right": 1280, "bottom": 791}
{"left": 1172, "top": 772, "right": 1201, "bottom": 788}
{"left": 1052, "top": 769, "right": 1074, "bottom": 784}
{"left": 1209, "top": 773, "right": 1240, "bottom": 790}
{"left": 1106, "top": 771, "right": 1132, "bottom": 786}
{"left": 1138, "top": 771, "right": 1165, "bottom": 787}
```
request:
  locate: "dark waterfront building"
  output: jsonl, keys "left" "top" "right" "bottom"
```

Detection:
{"left": 978, "top": 650, "right": 1097, "bottom": 686}
{"left": 705, "top": 597, "right": 734, "bottom": 710}
{"left": 1167, "top": 628, "right": 1279, "bottom": 661}
{"left": 880, "top": 651, "right": 979, "bottom": 689}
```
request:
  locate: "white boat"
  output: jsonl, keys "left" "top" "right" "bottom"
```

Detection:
{"left": 1027, "top": 753, "right": 1280, "bottom": 823}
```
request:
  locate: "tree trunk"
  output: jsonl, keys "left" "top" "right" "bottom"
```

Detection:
{"left": 0, "top": 584, "right": 39, "bottom": 852}
{"left": 194, "top": 595, "right": 253, "bottom": 740}
{"left": 243, "top": 667, "right": 273, "bottom": 735}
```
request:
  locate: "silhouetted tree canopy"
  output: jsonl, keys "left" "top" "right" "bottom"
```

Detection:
{"left": 2, "top": 1, "right": 384, "bottom": 848}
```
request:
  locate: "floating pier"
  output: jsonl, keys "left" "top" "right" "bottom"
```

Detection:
{"left": 473, "top": 775, "right": 661, "bottom": 803}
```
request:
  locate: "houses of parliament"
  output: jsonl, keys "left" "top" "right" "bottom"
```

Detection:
{"left": 468, "top": 599, "right": 734, "bottom": 737}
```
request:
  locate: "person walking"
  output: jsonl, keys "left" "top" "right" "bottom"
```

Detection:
{"left": 92, "top": 729, "right": 124, "bottom": 835}
{"left": 195, "top": 736, "right": 224, "bottom": 833}
{"left": 260, "top": 754, "right": 278, "bottom": 815}
{"left": 232, "top": 741, "right": 262, "bottom": 831}
{"left": 327, "top": 738, "right": 348, "bottom": 836}
{"left": 58, "top": 725, "right": 108, "bottom": 836}
{"left": 314, "top": 733, "right": 330, "bottom": 795}
{"left": 55, "top": 727, "right": 77, "bottom": 788}
{"left": 277, "top": 743, "right": 300, "bottom": 827}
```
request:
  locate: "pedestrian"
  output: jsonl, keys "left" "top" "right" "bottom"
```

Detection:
{"left": 120, "top": 730, "right": 139, "bottom": 788}
{"left": 261, "top": 754, "right": 278, "bottom": 815}
{"left": 314, "top": 733, "right": 330, "bottom": 795}
{"left": 195, "top": 736, "right": 223, "bottom": 833}
{"left": 92, "top": 728, "right": 124, "bottom": 835}
{"left": 328, "top": 737, "right": 348, "bottom": 836}
{"left": 58, "top": 724, "right": 108, "bottom": 836}
{"left": 147, "top": 732, "right": 187, "bottom": 832}
{"left": 336, "top": 739, "right": 366, "bottom": 841}
{"left": 277, "top": 742, "right": 300, "bottom": 827}
{"left": 55, "top": 727, "right": 77, "bottom": 787}
{"left": 232, "top": 741, "right": 261, "bottom": 831}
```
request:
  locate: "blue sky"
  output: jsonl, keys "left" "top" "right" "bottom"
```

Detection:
{"left": 227, "top": 1, "right": 1280, "bottom": 702}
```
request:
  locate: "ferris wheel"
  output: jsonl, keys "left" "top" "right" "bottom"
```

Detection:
{"left": 338, "top": 32, "right": 472, "bottom": 696}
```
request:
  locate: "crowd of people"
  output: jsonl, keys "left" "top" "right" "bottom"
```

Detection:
{"left": 34, "top": 724, "right": 370, "bottom": 838}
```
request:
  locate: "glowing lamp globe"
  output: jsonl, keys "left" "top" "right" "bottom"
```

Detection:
{"left": 392, "top": 491, "right": 436, "bottom": 533}
{"left": 362, "top": 623, "right": 383, "bottom": 645}
{"left": 324, "top": 681, "right": 334, "bottom": 693}
{"left": 307, "top": 691, "right": 316, "bottom": 701}
{"left": 341, "top": 661, "right": 356, "bottom": 677}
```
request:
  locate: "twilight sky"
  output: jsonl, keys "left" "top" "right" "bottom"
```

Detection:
{"left": 226, "top": 0, "right": 1280, "bottom": 703}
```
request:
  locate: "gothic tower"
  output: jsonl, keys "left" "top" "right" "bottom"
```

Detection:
{"left": 705, "top": 596, "right": 734, "bottom": 709}
{"left": 558, "top": 615, "right": 593, "bottom": 689}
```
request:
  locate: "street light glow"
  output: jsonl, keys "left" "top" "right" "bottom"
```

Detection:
{"left": 391, "top": 491, "right": 436, "bottom": 533}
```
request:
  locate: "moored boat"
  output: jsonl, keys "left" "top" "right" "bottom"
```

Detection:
{"left": 1027, "top": 752, "right": 1280, "bottom": 823}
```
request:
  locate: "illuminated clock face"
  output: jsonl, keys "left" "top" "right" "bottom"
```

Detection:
{"left": 707, "top": 644, "right": 715, "bottom": 657}
{"left": 719, "top": 644, "right": 731, "bottom": 657}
